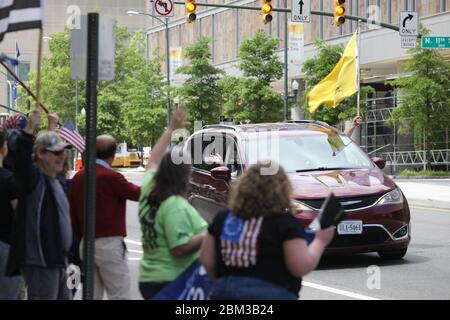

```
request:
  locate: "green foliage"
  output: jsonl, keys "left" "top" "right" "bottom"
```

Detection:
{"left": 221, "top": 76, "right": 283, "bottom": 123}
{"left": 221, "top": 30, "right": 283, "bottom": 123}
{"left": 387, "top": 27, "right": 450, "bottom": 141}
{"left": 399, "top": 169, "right": 450, "bottom": 177}
{"left": 176, "top": 37, "right": 224, "bottom": 127}
{"left": 238, "top": 30, "right": 283, "bottom": 85}
{"left": 27, "top": 26, "right": 167, "bottom": 147}
{"left": 302, "top": 40, "right": 373, "bottom": 125}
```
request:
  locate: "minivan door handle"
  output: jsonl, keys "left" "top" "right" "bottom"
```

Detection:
{"left": 203, "top": 184, "right": 217, "bottom": 191}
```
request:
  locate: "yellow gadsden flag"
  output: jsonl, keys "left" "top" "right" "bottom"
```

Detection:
{"left": 307, "top": 32, "right": 358, "bottom": 113}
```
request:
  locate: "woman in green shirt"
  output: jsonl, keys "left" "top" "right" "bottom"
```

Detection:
{"left": 138, "top": 108, "right": 207, "bottom": 300}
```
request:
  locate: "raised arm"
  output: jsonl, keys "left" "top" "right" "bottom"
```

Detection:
{"left": 146, "top": 107, "right": 187, "bottom": 170}
{"left": 344, "top": 116, "right": 363, "bottom": 138}
{"left": 14, "top": 109, "right": 41, "bottom": 194}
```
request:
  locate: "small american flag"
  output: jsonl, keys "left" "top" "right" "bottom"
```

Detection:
{"left": 59, "top": 119, "right": 85, "bottom": 153}
{"left": 220, "top": 213, "right": 263, "bottom": 268}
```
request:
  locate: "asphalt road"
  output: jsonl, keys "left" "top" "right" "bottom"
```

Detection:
{"left": 107, "top": 172, "right": 450, "bottom": 300}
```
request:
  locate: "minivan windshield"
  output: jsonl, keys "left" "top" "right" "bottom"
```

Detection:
{"left": 242, "top": 131, "right": 373, "bottom": 173}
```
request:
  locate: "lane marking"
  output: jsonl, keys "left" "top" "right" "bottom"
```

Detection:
{"left": 302, "top": 281, "right": 380, "bottom": 300}
{"left": 410, "top": 206, "right": 450, "bottom": 213}
{"left": 126, "top": 238, "right": 381, "bottom": 300}
{"left": 128, "top": 249, "right": 143, "bottom": 254}
{"left": 125, "top": 238, "right": 142, "bottom": 245}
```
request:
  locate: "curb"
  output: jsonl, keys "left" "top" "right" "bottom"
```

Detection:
{"left": 406, "top": 198, "right": 450, "bottom": 211}
{"left": 393, "top": 176, "right": 450, "bottom": 180}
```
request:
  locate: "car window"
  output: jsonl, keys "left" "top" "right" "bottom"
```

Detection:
{"left": 224, "top": 136, "right": 243, "bottom": 177}
{"left": 243, "top": 131, "right": 373, "bottom": 172}
{"left": 189, "top": 132, "right": 226, "bottom": 172}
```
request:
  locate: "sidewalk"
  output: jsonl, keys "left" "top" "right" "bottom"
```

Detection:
{"left": 394, "top": 178, "right": 450, "bottom": 210}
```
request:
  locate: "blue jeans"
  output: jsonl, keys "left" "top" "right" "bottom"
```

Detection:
{"left": 209, "top": 276, "right": 298, "bottom": 300}
{"left": 0, "top": 241, "right": 25, "bottom": 300}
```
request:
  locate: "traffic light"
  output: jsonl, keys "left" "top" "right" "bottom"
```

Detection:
{"left": 334, "top": 0, "right": 346, "bottom": 26}
{"left": 262, "top": 0, "right": 273, "bottom": 24}
{"left": 186, "top": 0, "right": 196, "bottom": 23}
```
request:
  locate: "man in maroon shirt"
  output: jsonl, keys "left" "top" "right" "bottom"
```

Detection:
{"left": 70, "top": 135, "right": 140, "bottom": 300}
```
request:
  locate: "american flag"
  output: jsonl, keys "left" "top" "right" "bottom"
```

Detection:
{"left": 12, "top": 80, "right": 19, "bottom": 100}
{"left": 220, "top": 213, "right": 263, "bottom": 268}
{"left": 59, "top": 119, "right": 85, "bottom": 153}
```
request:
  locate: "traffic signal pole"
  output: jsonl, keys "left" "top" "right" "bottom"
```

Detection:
{"left": 172, "top": 1, "right": 410, "bottom": 34}
{"left": 167, "top": 1, "right": 421, "bottom": 120}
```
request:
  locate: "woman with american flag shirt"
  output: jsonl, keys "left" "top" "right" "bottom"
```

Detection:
{"left": 200, "top": 162, "right": 335, "bottom": 300}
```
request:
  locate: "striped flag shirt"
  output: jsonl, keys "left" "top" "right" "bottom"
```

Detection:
{"left": 0, "top": 0, "right": 43, "bottom": 42}
{"left": 220, "top": 213, "right": 263, "bottom": 268}
{"left": 59, "top": 119, "right": 85, "bottom": 153}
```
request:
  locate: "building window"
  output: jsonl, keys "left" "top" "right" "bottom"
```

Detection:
{"left": 320, "top": 0, "right": 324, "bottom": 39}
{"left": 388, "top": 0, "right": 392, "bottom": 24}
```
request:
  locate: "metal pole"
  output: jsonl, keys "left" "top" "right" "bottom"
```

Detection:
{"left": 83, "top": 12, "right": 99, "bottom": 300}
{"left": 357, "top": 20, "right": 361, "bottom": 116}
{"left": 283, "top": 0, "right": 288, "bottom": 121}
{"left": 75, "top": 79, "right": 79, "bottom": 130}
{"left": 6, "top": 80, "right": 12, "bottom": 110}
{"left": 74, "top": 79, "right": 79, "bottom": 171}
{"left": 165, "top": 17, "right": 171, "bottom": 126}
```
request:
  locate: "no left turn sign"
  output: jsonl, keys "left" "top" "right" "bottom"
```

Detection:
{"left": 154, "top": 0, "right": 174, "bottom": 17}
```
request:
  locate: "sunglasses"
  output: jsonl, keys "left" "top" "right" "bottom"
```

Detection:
{"left": 46, "top": 149, "right": 67, "bottom": 156}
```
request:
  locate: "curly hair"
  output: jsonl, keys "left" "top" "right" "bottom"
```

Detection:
{"left": 228, "top": 161, "right": 292, "bottom": 219}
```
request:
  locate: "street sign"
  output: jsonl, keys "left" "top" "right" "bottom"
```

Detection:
{"left": 421, "top": 36, "right": 450, "bottom": 49}
{"left": 399, "top": 11, "right": 418, "bottom": 36}
{"left": 154, "top": 0, "right": 174, "bottom": 17}
{"left": 289, "top": 23, "right": 304, "bottom": 64}
{"left": 71, "top": 15, "right": 115, "bottom": 81}
{"left": 401, "top": 36, "right": 417, "bottom": 49}
{"left": 292, "top": 0, "right": 311, "bottom": 23}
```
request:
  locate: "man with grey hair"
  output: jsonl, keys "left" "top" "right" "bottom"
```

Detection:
{"left": 6, "top": 108, "right": 73, "bottom": 300}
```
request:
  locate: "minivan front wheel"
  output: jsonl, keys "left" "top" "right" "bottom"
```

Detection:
{"left": 377, "top": 248, "right": 408, "bottom": 260}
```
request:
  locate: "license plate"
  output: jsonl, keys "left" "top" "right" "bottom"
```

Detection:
{"left": 337, "top": 220, "right": 363, "bottom": 235}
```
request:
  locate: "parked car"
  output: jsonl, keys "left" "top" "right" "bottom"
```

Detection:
{"left": 183, "top": 121, "right": 410, "bottom": 260}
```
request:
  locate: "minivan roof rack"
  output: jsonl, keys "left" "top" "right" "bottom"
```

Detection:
{"left": 202, "top": 124, "right": 238, "bottom": 131}
{"left": 285, "top": 120, "right": 332, "bottom": 128}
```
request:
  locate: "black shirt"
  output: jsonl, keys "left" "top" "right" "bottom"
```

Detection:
{"left": 0, "top": 167, "right": 18, "bottom": 244}
{"left": 40, "top": 176, "right": 65, "bottom": 267}
{"left": 208, "top": 209, "right": 306, "bottom": 295}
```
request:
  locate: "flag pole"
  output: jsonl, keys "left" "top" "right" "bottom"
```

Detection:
{"left": 35, "top": 28, "right": 43, "bottom": 111}
{"left": 356, "top": 20, "right": 361, "bottom": 117}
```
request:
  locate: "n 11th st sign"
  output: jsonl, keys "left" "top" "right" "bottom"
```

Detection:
{"left": 422, "top": 36, "right": 450, "bottom": 49}
{"left": 292, "top": 0, "right": 311, "bottom": 23}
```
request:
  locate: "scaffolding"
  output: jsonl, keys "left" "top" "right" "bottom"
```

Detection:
{"left": 361, "top": 96, "right": 450, "bottom": 173}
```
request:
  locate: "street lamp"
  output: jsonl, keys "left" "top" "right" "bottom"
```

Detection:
{"left": 127, "top": 10, "right": 171, "bottom": 126}
{"left": 287, "top": 80, "right": 300, "bottom": 121}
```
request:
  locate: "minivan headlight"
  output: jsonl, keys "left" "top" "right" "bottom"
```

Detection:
{"left": 291, "top": 200, "right": 317, "bottom": 211}
{"left": 376, "top": 188, "right": 403, "bottom": 206}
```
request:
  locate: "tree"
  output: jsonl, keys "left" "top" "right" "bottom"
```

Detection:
{"left": 26, "top": 25, "right": 167, "bottom": 146}
{"left": 388, "top": 27, "right": 450, "bottom": 168}
{"left": 238, "top": 30, "right": 283, "bottom": 85}
{"left": 302, "top": 40, "right": 373, "bottom": 125}
{"left": 222, "top": 30, "right": 283, "bottom": 123}
{"left": 176, "top": 37, "right": 224, "bottom": 127}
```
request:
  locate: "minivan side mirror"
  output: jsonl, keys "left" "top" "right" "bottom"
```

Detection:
{"left": 211, "top": 166, "right": 231, "bottom": 182}
{"left": 371, "top": 157, "right": 386, "bottom": 169}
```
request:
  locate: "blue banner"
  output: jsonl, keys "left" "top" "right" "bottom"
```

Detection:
{"left": 152, "top": 260, "right": 214, "bottom": 300}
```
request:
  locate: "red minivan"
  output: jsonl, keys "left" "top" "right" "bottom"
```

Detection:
{"left": 183, "top": 121, "right": 410, "bottom": 260}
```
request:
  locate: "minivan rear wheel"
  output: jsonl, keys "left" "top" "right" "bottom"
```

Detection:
{"left": 377, "top": 248, "right": 408, "bottom": 260}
